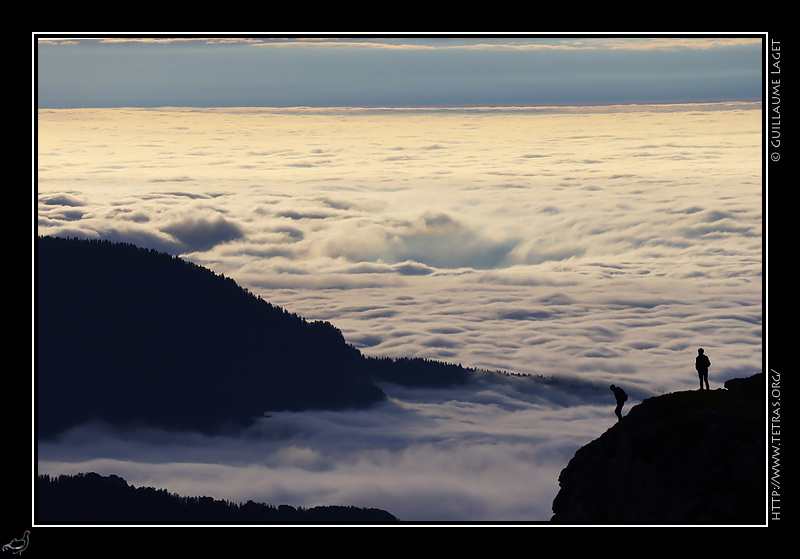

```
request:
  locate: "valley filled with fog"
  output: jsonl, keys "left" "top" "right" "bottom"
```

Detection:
{"left": 36, "top": 103, "right": 762, "bottom": 521}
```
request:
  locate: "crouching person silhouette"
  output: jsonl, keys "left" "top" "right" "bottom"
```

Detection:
{"left": 695, "top": 348, "right": 711, "bottom": 390}
{"left": 610, "top": 384, "right": 628, "bottom": 421}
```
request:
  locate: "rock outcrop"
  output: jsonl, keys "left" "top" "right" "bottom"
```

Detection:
{"left": 551, "top": 374, "right": 764, "bottom": 524}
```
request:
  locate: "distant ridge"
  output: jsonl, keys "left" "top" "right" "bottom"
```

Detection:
{"left": 36, "top": 472, "right": 398, "bottom": 524}
{"left": 37, "top": 236, "right": 472, "bottom": 438}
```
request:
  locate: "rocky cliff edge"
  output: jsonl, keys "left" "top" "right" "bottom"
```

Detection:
{"left": 551, "top": 374, "right": 764, "bottom": 525}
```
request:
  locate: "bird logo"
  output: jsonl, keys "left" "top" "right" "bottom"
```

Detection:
{"left": 2, "top": 531, "right": 29, "bottom": 555}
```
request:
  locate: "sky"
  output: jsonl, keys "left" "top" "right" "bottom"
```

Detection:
{"left": 34, "top": 33, "right": 766, "bottom": 523}
{"left": 35, "top": 35, "right": 764, "bottom": 108}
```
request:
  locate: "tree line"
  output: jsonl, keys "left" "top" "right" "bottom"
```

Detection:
{"left": 37, "top": 473, "right": 398, "bottom": 524}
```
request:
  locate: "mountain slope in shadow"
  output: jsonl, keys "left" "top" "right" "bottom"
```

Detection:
{"left": 37, "top": 236, "right": 392, "bottom": 438}
{"left": 37, "top": 236, "right": 474, "bottom": 438}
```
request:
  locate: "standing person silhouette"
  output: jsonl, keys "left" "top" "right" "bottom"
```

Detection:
{"left": 609, "top": 384, "right": 628, "bottom": 421}
{"left": 695, "top": 348, "right": 711, "bottom": 390}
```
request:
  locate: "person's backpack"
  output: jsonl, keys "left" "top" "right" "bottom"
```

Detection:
{"left": 620, "top": 389, "right": 628, "bottom": 402}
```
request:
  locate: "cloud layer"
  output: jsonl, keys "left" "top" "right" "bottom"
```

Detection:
{"left": 36, "top": 104, "right": 762, "bottom": 386}
{"left": 37, "top": 375, "right": 625, "bottom": 522}
{"left": 36, "top": 103, "right": 763, "bottom": 521}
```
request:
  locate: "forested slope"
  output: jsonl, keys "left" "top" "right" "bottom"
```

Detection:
{"left": 37, "top": 236, "right": 474, "bottom": 438}
{"left": 37, "top": 236, "right": 386, "bottom": 437}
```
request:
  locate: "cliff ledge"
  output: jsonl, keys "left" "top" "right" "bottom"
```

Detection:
{"left": 551, "top": 374, "right": 764, "bottom": 524}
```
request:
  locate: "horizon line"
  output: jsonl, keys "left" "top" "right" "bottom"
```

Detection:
{"left": 37, "top": 98, "right": 764, "bottom": 112}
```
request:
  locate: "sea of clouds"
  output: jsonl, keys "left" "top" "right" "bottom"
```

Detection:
{"left": 36, "top": 103, "right": 763, "bottom": 522}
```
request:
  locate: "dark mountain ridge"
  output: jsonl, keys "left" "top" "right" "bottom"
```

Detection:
{"left": 37, "top": 236, "right": 470, "bottom": 438}
{"left": 36, "top": 472, "right": 398, "bottom": 524}
{"left": 550, "top": 373, "right": 764, "bottom": 524}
